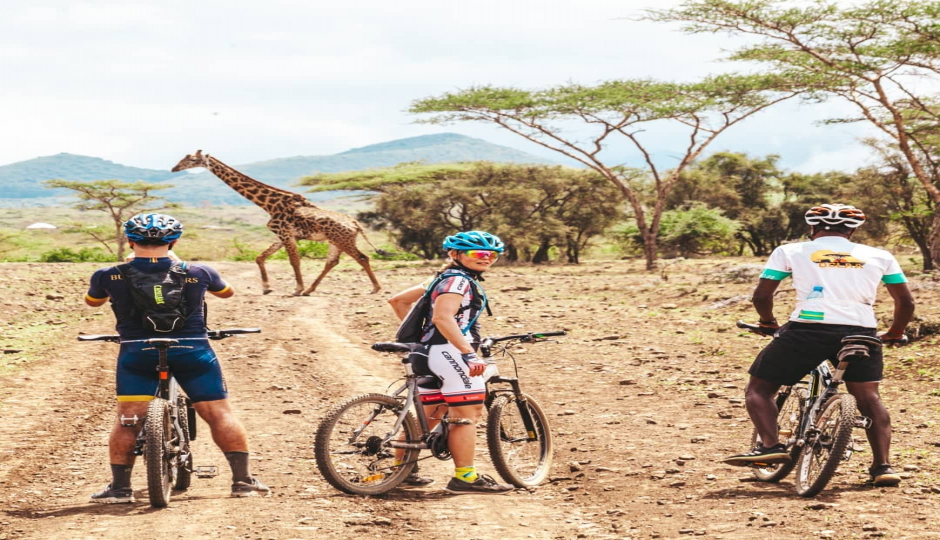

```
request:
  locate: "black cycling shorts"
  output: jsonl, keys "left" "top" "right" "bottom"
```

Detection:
{"left": 748, "top": 322, "right": 883, "bottom": 385}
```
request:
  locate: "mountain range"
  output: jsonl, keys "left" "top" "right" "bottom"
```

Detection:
{"left": 0, "top": 133, "right": 554, "bottom": 206}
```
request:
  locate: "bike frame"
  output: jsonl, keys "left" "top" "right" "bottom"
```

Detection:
{"left": 366, "top": 334, "right": 558, "bottom": 459}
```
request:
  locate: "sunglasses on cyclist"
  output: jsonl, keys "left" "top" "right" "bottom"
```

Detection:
{"left": 463, "top": 250, "right": 499, "bottom": 260}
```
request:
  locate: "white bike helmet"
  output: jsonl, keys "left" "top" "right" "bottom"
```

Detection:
{"left": 804, "top": 204, "right": 866, "bottom": 229}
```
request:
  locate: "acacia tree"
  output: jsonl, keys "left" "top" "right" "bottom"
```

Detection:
{"left": 302, "top": 162, "right": 624, "bottom": 263}
{"left": 648, "top": 0, "right": 940, "bottom": 261}
{"left": 410, "top": 76, "right": 801, "bottom": 269}
{"left": 44, "top": 179, "right": 174, "bottom": 261}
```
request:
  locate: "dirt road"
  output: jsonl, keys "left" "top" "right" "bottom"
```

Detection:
{"left": 1, "top": 259, "right": 938, "bottom": 539}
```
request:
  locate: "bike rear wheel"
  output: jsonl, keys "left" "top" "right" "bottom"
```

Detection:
{"left": 314, "top": 394, "right": 420, "bottom": 495}
{"left": 751, "top": 387, "right": 807, "bottom": 482}
{"left": 794, "top": 393, "right": 857, "bottom": 497}
{"left": 173, "top": 396, "right": 193, "bottom": 491}
{"left": 145, "top": 398, "right": 175, "bottom": 507}
{"left": 486, "top": 393, "right": 553, "bottom": 487}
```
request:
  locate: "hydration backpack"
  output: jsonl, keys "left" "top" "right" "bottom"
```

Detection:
{"left": 395, "top": 271, "right": 488, "bottom": 343}
{"left": 115, "top": 262, "right": 192, "bottom": 333}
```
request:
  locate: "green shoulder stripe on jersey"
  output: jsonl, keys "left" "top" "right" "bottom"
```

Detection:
{"left": 760, "top": 269, "right": 791, "bottom": 280}
{"left": 798, "top": 310, "right": 825, "bottom": 321}
{"left": 882, "top": 273, "right": 907, "bottom": 284}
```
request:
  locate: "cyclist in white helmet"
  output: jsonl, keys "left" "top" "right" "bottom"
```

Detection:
{"left": 723, "top": 204, "right": 915, "bottom": 487}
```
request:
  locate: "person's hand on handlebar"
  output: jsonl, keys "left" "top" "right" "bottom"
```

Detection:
{"left": 462, "top": 352, "right": 487, "bottom": 377}
{"left": 752, "top": 319, "right": 780, "bottom": 337}
{"left": 878, "top": 329, "right": 909, "bottom": 347}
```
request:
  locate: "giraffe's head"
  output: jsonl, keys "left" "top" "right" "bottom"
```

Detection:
{"left": 171, "top": 150, "right": 210, "bottom": 172}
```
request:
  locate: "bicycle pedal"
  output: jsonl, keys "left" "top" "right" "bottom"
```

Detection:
{"left": 119, "top": 414, "right": 140, "bottom": 427}
{"left": 195, "top": 465, "right": 219, "bottom": 478}
{"left": 854, "top": 415, "right": 872, "bottom": 429}
{"left": 444, "top": 418, "right": 473, "bottom": 425}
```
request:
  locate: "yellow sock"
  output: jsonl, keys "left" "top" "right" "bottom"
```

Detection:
{"left": 454, "top": 466, "right": 477, "bottom": 482}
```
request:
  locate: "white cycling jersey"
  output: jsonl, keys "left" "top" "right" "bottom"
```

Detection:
{"left": 760, "top": 236, "right": 907, "bottom": 328}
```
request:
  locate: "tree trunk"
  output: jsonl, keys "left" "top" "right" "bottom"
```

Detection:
{"left": 927, "top": 213, "right": 940, "bottom": 272}
{"left": 640, "top": 228, "right": 657, "bottom": 270}
{"left": 532, "top": 241, "right": 551, "bottom": 264}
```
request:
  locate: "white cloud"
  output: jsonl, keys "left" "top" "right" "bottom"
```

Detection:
{"left": 0, "top": 0, "right": 903, "bottom": 173}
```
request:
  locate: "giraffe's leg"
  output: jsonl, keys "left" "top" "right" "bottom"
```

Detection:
{"left": 348, "top": 247, "right": 382, "bottom": 294}
{"left": 282, "top": 238, "right": 306, "bottom": 296}
{"left": 302, "top": 243, "right": 340, "bottom": 296}
{"left": 256, "top": 241, "right": 283, "bottom": 295}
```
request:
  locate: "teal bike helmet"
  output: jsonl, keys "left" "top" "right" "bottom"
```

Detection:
{"left": 442, "top": 230, "right": 505, "bottom": 253}
{"left": 124, "top": 213, "right": 184, "bottom": 243}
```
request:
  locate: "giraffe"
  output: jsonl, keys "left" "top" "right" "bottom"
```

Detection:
{"left": 171, "top": 150, "right": 382, "bottom": 295}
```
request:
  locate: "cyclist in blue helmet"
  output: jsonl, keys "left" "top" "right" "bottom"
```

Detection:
{"left": 85, "top": 213, "right": 270, "bottom": 502}
{"left": 386, "top": 230, "right": 512, "bottom": 494}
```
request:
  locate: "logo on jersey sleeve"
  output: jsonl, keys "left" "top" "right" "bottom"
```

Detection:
{"left": 810, "top": 250, "right": 865, "bottom": 269}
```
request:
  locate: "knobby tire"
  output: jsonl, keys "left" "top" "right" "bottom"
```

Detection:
{"left": 145, "top": 398, "right": 174, "bottom": 507}
{"left": 795, "top": 393, "right": 857, "bottom": 497}
{"left": 314, "top": 393, "right": 420, "bottom": 496}
{"left": 173, "top": 396, "right": 192, "bottom": 491}
{"left": 486, "top": 393, "right": 553, "bottom": 487}
{"left": 751, "top": 387, "right": 808, "bottom": 482}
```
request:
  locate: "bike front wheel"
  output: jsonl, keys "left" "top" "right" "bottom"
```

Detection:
{"left": 486, "top": 393, "right": 553, "bottom": 487}
{"left": 794, "top": 393, "right": 857, "bottom": 497}
{"left": 314, "top": 393, "right": 420, "bottom": 496}
{"left": 751, "top": 386, "right": 807, "bottom": 482}
{"left": 145, "top": 398, "right": 175, "bottom": 507}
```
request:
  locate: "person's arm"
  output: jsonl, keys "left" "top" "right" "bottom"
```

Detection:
{"left": 752, "top": 278, "right": 782, "bottom": 323}
{"left": 881, "top": 282, "right": 915, "bottom": 341}
{"left": 209, "top": 285, "right": 234, "bottom": 298}
{"left": 388, "top": 285, "right": 426, "bottom": 321}
{"left": 204, "top": 267, "right": 234, "bottom": 298}
{"left": 85, "top": 271, "right": 109, "bottom": 307}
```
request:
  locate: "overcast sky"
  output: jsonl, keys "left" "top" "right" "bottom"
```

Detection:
{"left": 1, "top": 0, "right": 878, "bottom": 173}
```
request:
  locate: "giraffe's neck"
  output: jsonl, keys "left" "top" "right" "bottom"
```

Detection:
{"left": 206, "top": 157, "right": 306, "bottom": 212}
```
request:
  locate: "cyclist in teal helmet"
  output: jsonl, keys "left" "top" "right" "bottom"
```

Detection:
{"left": 387, "top": 230, "right": 512, "bottom": 494}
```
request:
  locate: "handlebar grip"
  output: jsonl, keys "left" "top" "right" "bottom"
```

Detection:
{"left": 78, "top": 334, "right": 121, "bottom": 342}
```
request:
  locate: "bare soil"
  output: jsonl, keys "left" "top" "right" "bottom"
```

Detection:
{"left": 1, "top": 258, "right": 939, "bottom": 539}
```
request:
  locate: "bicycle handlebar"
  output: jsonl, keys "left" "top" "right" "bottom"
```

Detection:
{"left": 371, "top": 331, "right": 566, "bottom": 355}
{"left": 78, "top": 328, "right": 261, "bottom": 344}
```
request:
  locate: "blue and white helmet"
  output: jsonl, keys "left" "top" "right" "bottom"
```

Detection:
{"left": 442, "top": 230, "right": 505, "bottom": 253}
{"left": 123, "top": 213, "right": 184, "bottom": 243}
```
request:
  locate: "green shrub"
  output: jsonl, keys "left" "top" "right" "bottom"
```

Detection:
{"left": 39, "top": 247, "right": 114, "bottom": 262}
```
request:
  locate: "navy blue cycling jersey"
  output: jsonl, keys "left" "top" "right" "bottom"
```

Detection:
{"left": 86, "top": 257, "right": 230, "bottom": 339}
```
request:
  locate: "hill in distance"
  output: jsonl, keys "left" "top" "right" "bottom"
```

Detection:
{"left": 0, "top": 133, "right": 555, "bottom": 206}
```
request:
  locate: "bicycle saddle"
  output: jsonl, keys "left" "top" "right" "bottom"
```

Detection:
{"left": 372, "top": 342, "right": 425, "bottom": 353}
{"left": 841, "top": 335, "right": 882, "bottom": 347}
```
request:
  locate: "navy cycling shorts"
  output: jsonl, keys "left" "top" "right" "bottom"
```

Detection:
{"left": 116, "top": 341, "right": 228, "bottom": 403}
{"left": 748, "top": 322, "right": 883, "bottom": 385}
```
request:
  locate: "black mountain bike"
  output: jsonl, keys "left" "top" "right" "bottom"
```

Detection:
{"left": 736, "top": 321, "right": 904, "bottom": 497}
{"left": 314, "top": 331, "right": 564, "bottom": 495}
{"left": 80, "top": 328, "right": 260, "bottom": 507}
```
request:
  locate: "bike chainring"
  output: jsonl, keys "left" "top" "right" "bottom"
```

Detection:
{"left": 426, "top": 432, "right": 451, "bottom": 460}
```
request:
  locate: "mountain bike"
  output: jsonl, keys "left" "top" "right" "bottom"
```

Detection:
{"left": 314, "top": 331, "right": 564, "bottom": 495}
{"left": 736, "top": 321, "right": 904, "bottom": 497}
{"left": 80, "top": 327, "right": 261, "bottom": 507}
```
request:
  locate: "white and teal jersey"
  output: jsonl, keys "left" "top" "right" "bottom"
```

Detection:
{"left": 760, "top": 236, "right": 907, "bottom": 328}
